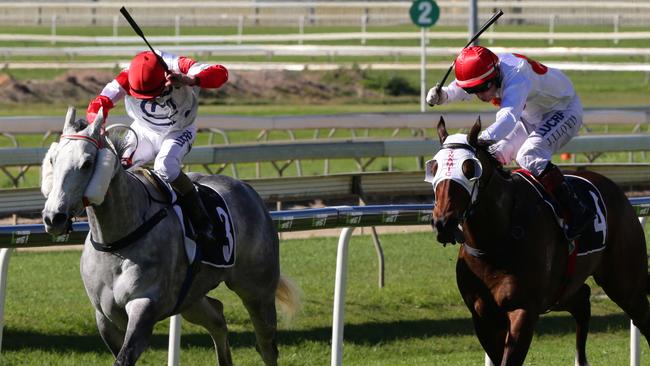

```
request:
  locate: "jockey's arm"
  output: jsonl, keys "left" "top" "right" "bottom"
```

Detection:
{"left": 86, "top": 71, "right": 128, "bottom": 124}
{"left": 442, "top": 81, "right": 474, "bottom": 104}
{"left": 479, "top": 75, "right": 531, "bottom": 141}
{"left": 174, "top": 55, "right": 229, "bottom": 89}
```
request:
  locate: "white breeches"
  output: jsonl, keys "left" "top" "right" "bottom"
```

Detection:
{"left": 505, "top": 96, "right": 583, "bottom": 176}
{"left": 124, "top": 122, "right": 197, "bottom": 182}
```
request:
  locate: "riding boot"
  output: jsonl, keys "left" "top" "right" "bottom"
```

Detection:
{"left": 537, "top": 163, "right": 595, "bottom": 241}
{"left": 171, "top": 172, "right": 216, "bottom": 255}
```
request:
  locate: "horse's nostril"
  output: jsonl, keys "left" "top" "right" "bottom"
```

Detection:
{"left": 51, "top": 213, "right": 68, "bottom": 227}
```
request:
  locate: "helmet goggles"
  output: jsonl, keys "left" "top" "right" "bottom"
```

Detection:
{"left": 461, "top": 79, "right": 494, "bottom": 94}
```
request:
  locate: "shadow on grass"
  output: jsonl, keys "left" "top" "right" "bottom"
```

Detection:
{"left": 3, "top": 312, "right": 633, "bottom": 353}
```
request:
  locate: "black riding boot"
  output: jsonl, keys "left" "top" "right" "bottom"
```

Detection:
{"left": 538, "top": 163, "right": 595, "bottom": 241}
{"left": 171, "top": 172, "right": 216, "bottom": 251}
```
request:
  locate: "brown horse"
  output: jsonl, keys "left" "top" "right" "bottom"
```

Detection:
{"left": 428, "top": 116, "right": 650, "bottom": 366}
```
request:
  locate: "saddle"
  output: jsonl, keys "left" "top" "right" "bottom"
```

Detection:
{"left": 137, "top": 168, "right": 237, "bottom": 268}
{"left": 513, "top": 169, "right": 607, "bottom": 256}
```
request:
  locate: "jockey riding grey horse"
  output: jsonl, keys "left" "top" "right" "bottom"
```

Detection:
{"left": 41, "top": 107, "right": 298, "bottom": 366}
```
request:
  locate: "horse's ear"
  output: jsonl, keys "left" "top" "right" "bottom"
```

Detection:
{"left": 468, "top": 116, "right": 482, "bottom": 147}
{"left": 62, "top": 106, "right": 77, "bottom": 134}
{"left": 437, "top": 116, "right": 448, "bottom": 144}
{"left": 89, "top": 107, "right": 105, "bottom": 138}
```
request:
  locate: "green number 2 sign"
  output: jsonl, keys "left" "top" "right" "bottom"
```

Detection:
{"left": 409, "top": 0, "right": 440, "bottom": 28}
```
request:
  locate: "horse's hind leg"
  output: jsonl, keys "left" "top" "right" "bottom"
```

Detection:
{"left": 595, "top": 271, "right": 650, "bottom": 345}
{"left": 181, "top": 296, "right": 233, "bottom": 366}
{"left": 554, "top": 284, "right": 591, "bottom": 366}
{"left": 241, "top": 296, "right": 279, "bottom": 366}
{"left": 95, "top": 310, "right": 125, "bottom": 357}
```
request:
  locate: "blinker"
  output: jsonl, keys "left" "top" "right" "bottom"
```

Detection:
{"left": 424, "top": 134, "right": 483, "bottom": 204}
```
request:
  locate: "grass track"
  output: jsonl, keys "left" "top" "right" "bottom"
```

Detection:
{"left": 2, "top": 229, "right": 649, "bottom": 365}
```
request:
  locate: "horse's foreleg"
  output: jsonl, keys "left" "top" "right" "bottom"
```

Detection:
{"left": 95, "top": 310, "right": 125, "bottom": 357}
{"left": 502, "top": 308, "right": 538, "bottom": 366}
{"left": 241, "top": 297, "right": 279, "bottom": 366}
{"left": 181, "top": 296, "right": 233, "bottom": 366}
{"left": 554, "top": 284, "right": 591, "bottom": 366}
{"left": 114, "top": 298, "right": 158, "bottom": 366}
{"left": 471, "top": 311, "right": 507, "bottom": 365}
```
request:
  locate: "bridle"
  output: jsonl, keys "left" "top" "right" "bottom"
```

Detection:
{"left": 55, "top": 127, "right": 121, "bottom": 231}
{"left": 427, "top": 139, "right": 487, "bottom": 223}
{"left": 444, "top": 142, "right": 481, "bottom": 222}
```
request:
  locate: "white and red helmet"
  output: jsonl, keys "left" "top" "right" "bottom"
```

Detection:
{"left": 454, "top": 46, "right": 499, "bottom": 91}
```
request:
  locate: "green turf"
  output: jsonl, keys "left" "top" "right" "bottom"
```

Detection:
{"left": 1, "top": 228, "right": 649, "bottom": 365}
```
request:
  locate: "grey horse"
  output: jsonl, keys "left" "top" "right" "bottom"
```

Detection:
{"left": 41, "top": 107, "right": 298, "bottom": 366}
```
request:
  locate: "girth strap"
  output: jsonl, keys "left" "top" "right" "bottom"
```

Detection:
{"left": 90, "top": 207, "right": 170, "bottom": 252}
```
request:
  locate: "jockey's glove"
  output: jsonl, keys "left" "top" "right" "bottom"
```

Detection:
{"left": 426, "top": 83, "right": 448, "bottom": 106}
{"left": 165, "top": 73, "right": 199, "bottom": 88}
{"left": 486, "top": 139, "right": 515, "bottom": 165}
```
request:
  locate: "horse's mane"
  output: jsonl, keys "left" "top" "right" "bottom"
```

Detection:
{"left": 475, "top": 139, "right": 512, "bottom": 179}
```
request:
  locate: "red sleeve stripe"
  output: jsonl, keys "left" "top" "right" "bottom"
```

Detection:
{"left": 178, "top": 56, "right": 197, "bottom": 74}
{"left": 115, "top": 70, "right": 129, "bottom": 90}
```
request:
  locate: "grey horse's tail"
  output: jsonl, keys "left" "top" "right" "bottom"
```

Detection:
{"left": 276, "top": 273, "right": 301, "bottom": 324}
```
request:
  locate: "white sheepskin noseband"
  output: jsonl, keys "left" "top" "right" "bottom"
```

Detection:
{"left": 83, "top": 148, "right": 117, "bottom": 206}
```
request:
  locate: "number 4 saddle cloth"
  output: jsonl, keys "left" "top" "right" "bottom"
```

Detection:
{"left": 514, "top": 169, "right": 607, "bottom": 257}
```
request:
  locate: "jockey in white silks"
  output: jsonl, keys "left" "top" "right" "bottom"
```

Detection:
{"left": 86, "top": 50, "right": 229, "bottom": 248}
{"left": 426, "top": 46, "right": 594, "bottom": 241}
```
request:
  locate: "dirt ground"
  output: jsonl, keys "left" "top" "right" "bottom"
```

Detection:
{"left": 0, "top": 68, "right": 379, "bottom": 105}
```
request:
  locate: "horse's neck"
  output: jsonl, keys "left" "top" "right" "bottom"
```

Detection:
{"left": 86, "top": 169, "right": 150, "bottom": 243}
{"left": 464, "top": 171, "right": 516, "bottom": 245}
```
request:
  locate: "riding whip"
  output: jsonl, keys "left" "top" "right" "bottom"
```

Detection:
{"left": 436, "top": 9, "right": 504, "bottom": 92}
{"left": 119, "top": 6, "right": 169, "bottom": 73}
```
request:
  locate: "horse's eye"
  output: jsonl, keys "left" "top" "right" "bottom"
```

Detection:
{"left": 462, "top": 159, "right": 481, "bottom": 180}
{"left": 81, "top": 160, "right": 93, "bottom": 170}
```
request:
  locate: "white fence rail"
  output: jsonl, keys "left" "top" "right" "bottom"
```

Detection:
{"left": 1, "top": 110, "right": 648, "bottom": 135}
{"left": 3, "top": 45, "right": 650, "bottom": 59}
{"left": 3, "top": 30, "right": 650, "bottom": 45}
{"left": 0, "top": 1, "right": 648, "bottom": 28}
{"left": 0, "top": 198, "right": 649, "bottom": 365}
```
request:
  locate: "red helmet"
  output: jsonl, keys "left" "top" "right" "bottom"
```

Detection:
{"left": 128, "top": 51, "right": 166, "bottom": 99}
{"left": 454, "top": 46, "right": 499, "bottom": 89}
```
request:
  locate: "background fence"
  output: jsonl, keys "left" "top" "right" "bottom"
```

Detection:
{"left": 1, "top": 1, "right": 649, "bottom": 27}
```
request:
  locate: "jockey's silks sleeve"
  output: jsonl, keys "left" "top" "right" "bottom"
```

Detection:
{"left": 86, "top": 51, "right": 228, "bottom": 125}
{"left": 485, "top": 71, "right": 531, "bottom": 141}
